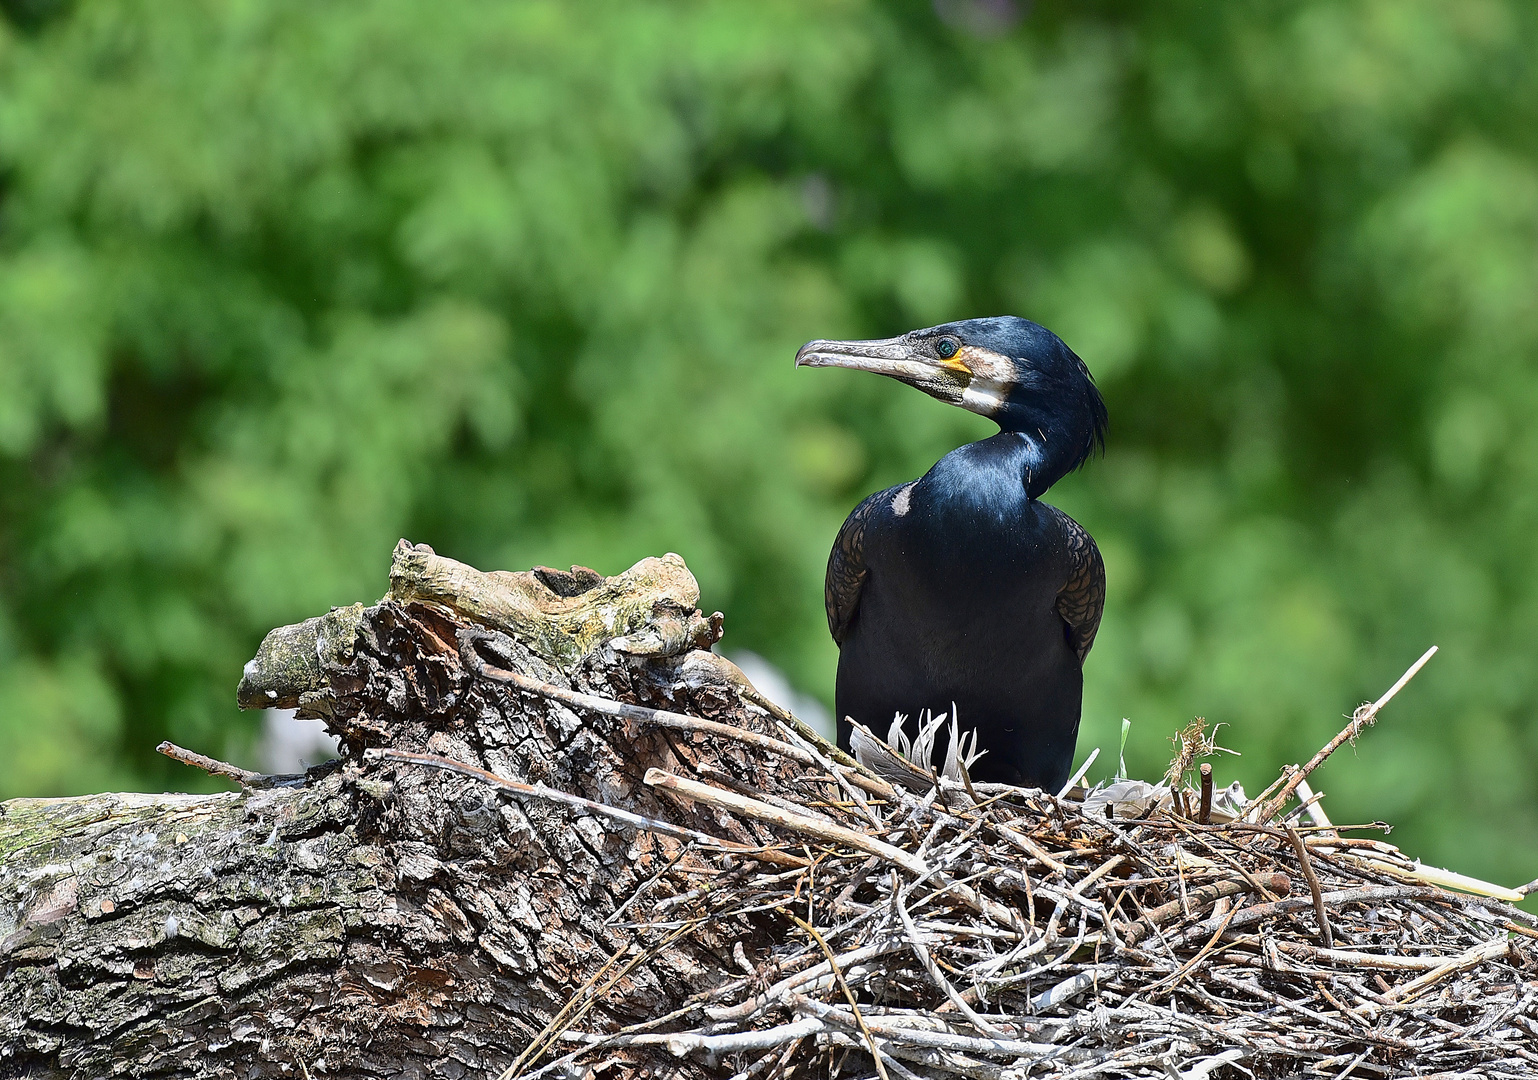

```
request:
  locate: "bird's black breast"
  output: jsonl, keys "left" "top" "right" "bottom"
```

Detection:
{"left": 830, "top": 433, "right": 1100, "bottom": 792}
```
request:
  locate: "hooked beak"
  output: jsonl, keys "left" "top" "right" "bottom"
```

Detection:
{"left": 795, "top": 335, "right": 972, "bottom": 401}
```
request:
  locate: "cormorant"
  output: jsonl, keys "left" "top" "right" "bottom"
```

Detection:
{"left": 796, "top": 316, "right": 1107, "bottom": 793}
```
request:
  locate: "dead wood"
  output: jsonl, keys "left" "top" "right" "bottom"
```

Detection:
{"left": 4, "top": 546, "right": 1536, "bottom": 1080}
{"left": 2, "top": 543, "right": 790, "bottom": 1079}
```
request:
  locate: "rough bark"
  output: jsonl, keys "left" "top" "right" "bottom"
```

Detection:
{"left": 1, "top": 543, "right": 802, "bottom": 1079}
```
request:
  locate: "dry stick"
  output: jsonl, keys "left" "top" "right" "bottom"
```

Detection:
{"left": 1379, "top": 938, "right": 1512, "bottom": 1005}
{"left": 1203, "top": 970, "right": 1418, "bottom": 1052}
{"left": 742, "top": 1039, "right": 801, "bottom": 1080}
{"left": 157, "top": 740, "right": 261, "bottom": 785}
{"left": 1239, "top": 771, "right": 1291, "bottom": 822}
{"left": 1168, "top": 884, "right": 1450, "bottom": 948}
{"left": 646, "top": 768, "right": 928, "bottom": 875}
{"left": 1294, "top": 778, "right": 1334, "bottom": 831}
{"left": 1170, "top": 818, "right": 1284, "bottom": 903}
{"left": 1271, "top": 940, "right": 1488, "bottom": 971}
{"left": 793, "top": 998, "right": 1061, "bottom": 1059}
{"left": 1253, "top": 645, "right": 1437, "bottom": 823}
{"left": 1056, "top": 746, "right": 1100, "bottom": 798}
{"left": 463, "top": 646, "right": 822, "bottom": 768}
{"left": 1287, "top": 824, "right": 1335, "bottom": 948}
{"left": 891, "top": 873, "right": 1005, "bottom": 1037}
{"left": 556, "top": 1019, "right": 825, "bottom": 1056}
{"left": 773, "top": 719, "right": 887, "bottom": 830}
{"left": 1197, "top": 764, "right": 1213, "bottom": 826}
{"left": 606, "top": 841, "right": 697, "bottom": 928}
{"left": 786, "top": 913, "right": 891, "bottom": 1080}
{"left": 368, "top": 749, "right": 804, "bottom": 867}
{"left": 1280, "top": 789, "right": 1328, "bottom": 828}
{"left": 1074, "top": 855, "right": 1127, "bottom": 897}
{"left": 1328, "top": 850, "right": 1525, "bottom": 902}
{"left": 531, "top": 919, "right": 710, "bottom": 1075}
{"left": 1141, "top": 900, "right": 1244, "bottom": 996}
{"left": 991, "top": 823, "right": 1069, "bottom": 875}
{"left": 705, "top": 941, "right": 908, "bottom": 1024}
{"left": 665, "top": 763, "right": 1025, "bottom": 934}
{"left": 501, "top": 936, "right": 635, "bottom": 1079}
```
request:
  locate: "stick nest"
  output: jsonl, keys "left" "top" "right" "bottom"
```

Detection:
{"left": 493, "top": 662, "right": 1538, "bottom": 1080}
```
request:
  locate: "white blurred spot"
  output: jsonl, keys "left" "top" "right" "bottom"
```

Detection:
{"left": 933, "top": 0, "right": 1022, "bottom": 36}
{"left": 801, "top": 173, "right": 835, "bottom": 231}
{"left": 260, "top": 708, "right": 339, "bottom": 774}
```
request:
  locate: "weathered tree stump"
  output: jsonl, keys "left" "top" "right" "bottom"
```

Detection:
{"left": 1, "top": 542, "right": 792, "bottom": 1079}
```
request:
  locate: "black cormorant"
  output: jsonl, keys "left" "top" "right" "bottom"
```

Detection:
{"left": 796, "top": 316, "right": 1107, "bottom": 792}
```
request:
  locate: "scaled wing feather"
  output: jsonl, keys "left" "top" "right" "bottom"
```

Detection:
{"left": 824, "top": 488, "right": 894, "bottom": 645}
{"left": 1051, "top": 508, "right": 1106, "bottom": 664}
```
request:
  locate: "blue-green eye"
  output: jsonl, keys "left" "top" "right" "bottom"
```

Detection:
{"left": 937, "top": 337, "right": 959, "bottom": 359}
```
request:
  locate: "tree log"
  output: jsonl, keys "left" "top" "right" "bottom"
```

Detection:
{"left": 1, "top": 544, "right": 802, "bottom": 1079}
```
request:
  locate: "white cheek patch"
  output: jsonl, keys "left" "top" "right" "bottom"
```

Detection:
{"left": 961, "top": 378, "right": 1009, "bottom": 416}
{"left": 891, "top": 482, "right": 917, "bottom": 516}
{"left": 958, "top": 345, "right": 1014, "bottom": 381}
{"left": 955, "top": 345, "right": 1014, "bottom": 417}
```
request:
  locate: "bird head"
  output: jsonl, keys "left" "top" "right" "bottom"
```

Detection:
{"left": 796, "top": 316, "right": 1107, "bottom": 491}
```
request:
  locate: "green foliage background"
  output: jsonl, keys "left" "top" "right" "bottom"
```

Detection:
{"left": 3, "top": 0, "right": 1537, "bottom": 886}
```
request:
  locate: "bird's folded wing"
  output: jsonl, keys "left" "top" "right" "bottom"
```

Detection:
{"left": 825, "top": 487, "right": 894, "bottom": 645}
{"left": 1053, "top": 510, "right": 1105, "bottom": 664}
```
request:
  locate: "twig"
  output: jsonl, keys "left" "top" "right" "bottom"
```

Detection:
{"left": 646, "top": 768, "right": 928, "bottom": 875}
{"left": 557, "top": 1018, "right": 825, "bottom": 1055}
{"left": 794, "top": 997, "right": 1058, "bottom": 1057}
{"left": 1057, "top": 747, "right": 1100, "bottom": 798}
{"left": 1379, "top": 938, "right": 1511, "bottom": 1004}
{"left": 502, "top": 937, "right": 635, "bottom": 1078}
{"left": 1271, "top": 940, "right": 1483, "bottom": 971}
{"left": 1255, "top": 646, "right": 1437, "bottom": 822}
{"left": 1197, "top": 764, "right": 1213, "bottom": 825}
{"left": 368, "top": 749, "right": 803, "bottom": 865}
{"left": 156, "top": 740, "right": 261, "bottom": 785}
{"left": 1142, "top": 900, "right": 1244, "bottom": 995}
{"left": 1169, "top": 885, "right": 1450, "bottom": 947}
{"left": 892, "top": 873, "right": 1004, "bottom": 1036}
{"left": 787, "top": 913, "right": 891, "bottom": 1080}
{"left": 773, "top": 718, "right": 888, "bottom": 828}
{"left": 1120, "top": 879, "right": 1253, "bottom": 947}
{"left": 1073, "top": 855, "right": 1126, "bottom": 897}
{"left": 705, "top": 941, "right": 908, "bottom": 1024}
{"left": 1294, "top": 778, "right": 1333, "bottom": 831}
{"left": 462, "top": 638, "right": 820, "bottom": 767}
{"left": 1287, "top": 825, "right": 1335, "bottom": 948}
{"left": 991, "top": 824, "right": 1069, "bottom": 875}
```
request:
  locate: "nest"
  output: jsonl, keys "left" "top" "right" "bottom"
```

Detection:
{"left": 381, "top": 639, "right": 1538, "bottom": 1080}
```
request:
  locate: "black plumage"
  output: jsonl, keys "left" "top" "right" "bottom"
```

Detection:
{"left": 797, "top": 316, "right": 1107, "bottom": 792}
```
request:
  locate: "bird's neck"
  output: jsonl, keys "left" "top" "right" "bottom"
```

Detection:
{"left": 995, "top": 428, "right": 1075, "bottom": 501}
{"left": 926, "top": 431, "right": 1068, "bottom": 507}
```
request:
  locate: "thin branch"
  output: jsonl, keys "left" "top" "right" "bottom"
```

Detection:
{"left": 786, "top": 913, "right": 892, "bottom": 1080}
{"left": 1254, "top": 646, "right": 1437, "bottom": 822}
{"left": 892, "top": 872, "right": 1004, "bottom": 1037}
{"left": 645, "top": 768, "right": 928, "bottom": 876}
{"left": 157, "top": 740, "right": 261, "bottom": 785}
{"left": 367, "top": 748, "right": 800, "bottom": 864}
{"left": 1287, "top": 825, "right": 1335, "bottom": 948}
{"left": 461, "top": 636, "right": 820, "bottom": 767}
